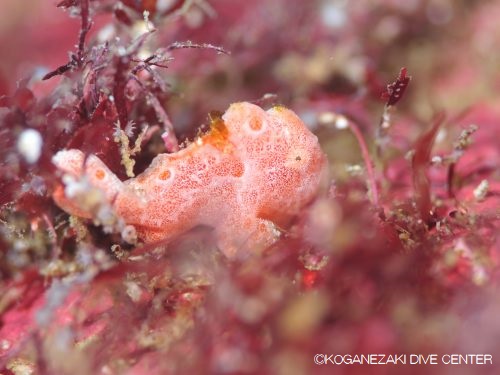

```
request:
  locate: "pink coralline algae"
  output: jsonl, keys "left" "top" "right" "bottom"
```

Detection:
{"left": 52, "top": 102, "right": 328, "bottom": 257}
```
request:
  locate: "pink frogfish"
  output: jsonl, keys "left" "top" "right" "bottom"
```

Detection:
{"left": 52, "top": 102, "right": 328, "bottom": 257}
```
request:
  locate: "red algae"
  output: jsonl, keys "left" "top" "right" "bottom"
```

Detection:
{"left": 0, "top": 1, "right": 499, "bottom": 375}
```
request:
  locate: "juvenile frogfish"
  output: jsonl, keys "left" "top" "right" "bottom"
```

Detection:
{"left": 53, "top": 102, "right": 328, "bottom": 257}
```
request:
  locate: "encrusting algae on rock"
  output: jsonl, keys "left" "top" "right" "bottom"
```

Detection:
{"left": 52, "top": 102, "right": 328, "bottom": 257}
